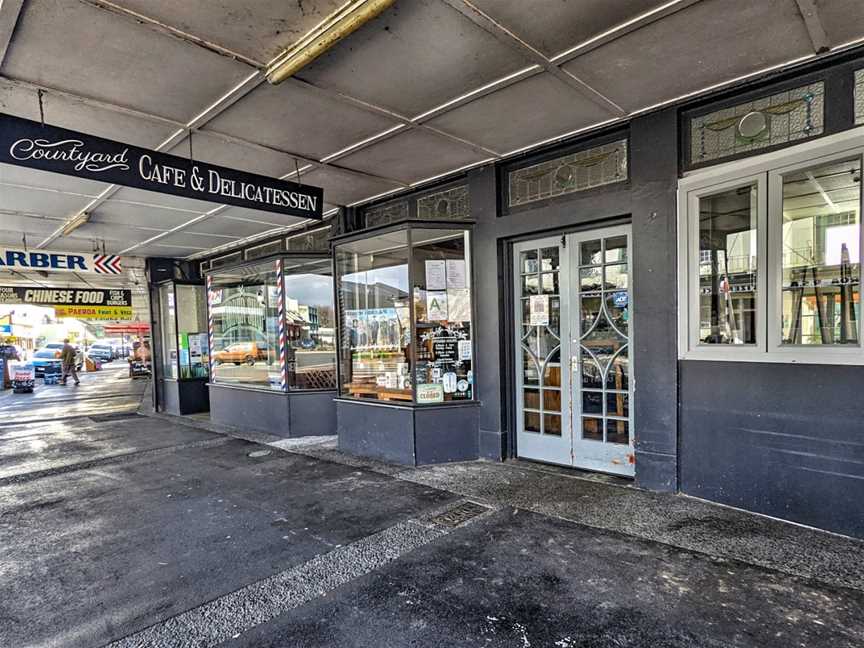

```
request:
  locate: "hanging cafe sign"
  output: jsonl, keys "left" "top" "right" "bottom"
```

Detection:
{"left": 0, "top": 286, "right": 133, "bottom": 320}
{"left": 0, "top": 113, "right": 324, "bottom": 219}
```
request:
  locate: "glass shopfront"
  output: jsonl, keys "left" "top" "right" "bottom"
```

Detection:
{"left": 158, "top": 282, "right": 209, "bottom": 381}
{"left": 335, "top": 225, "right": 474, "bottom": 404}
{"left": 207, "top": 256, "right": 336, "bottom": 391}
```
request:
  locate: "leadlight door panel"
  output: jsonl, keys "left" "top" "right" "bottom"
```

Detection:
{"left": 569, "top": 226, "right": 635, "bottom": 476}
{"left": 513, "top": 237, "right": 572, "bottom": 465}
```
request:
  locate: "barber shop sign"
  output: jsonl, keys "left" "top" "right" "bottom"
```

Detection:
{"left": 0, "top": 113, "right": 324, "bottom": 219}
{"left": 0, "top": 248, "right": 122, "bottom": 275}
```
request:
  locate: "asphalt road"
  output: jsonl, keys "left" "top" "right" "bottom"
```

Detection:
{"left": 1, "top": 377, "right": 863, "bottom": 647}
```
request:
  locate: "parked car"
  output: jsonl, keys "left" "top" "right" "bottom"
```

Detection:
{"left": 32, "top": 348, "right": 64, "bottom": 377}
{"left": 0, "top": 343, "right": 21, "bottom": 361}
{"left": 213, "top": 342, "right": 268, "bottom": 366}
{"left": 87, "top": 343, "right": 114, "bottom": 363}
{"left": 40, "top": 343, "right": 84, "bottom": 371}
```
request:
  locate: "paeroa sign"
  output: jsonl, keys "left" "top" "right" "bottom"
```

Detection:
{"left": 0, "top": 248, "right": 122, "bottom": 275}
{"left": 0, "top": 113, "right": 324, "bottom": 219}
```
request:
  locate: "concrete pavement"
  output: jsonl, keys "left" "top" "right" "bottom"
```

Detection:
{"left": 1, "top": 377, "right": 863, "bottom": 647}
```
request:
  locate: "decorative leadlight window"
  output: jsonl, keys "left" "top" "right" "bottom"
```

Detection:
{"left": 245, "top": 239, "right": 285, "bottom": 260}
{"left": 417, "top": 185, "right": 470, "bottom": 221}
{"left": 508, "top": 139, "right": 628, "bottom": 208}
{"left": 855, "top": 69, "right": 864, "bottom": 125}
{"left": 285, "top": 226, "right": 330, "bottom": 253}
{"left": 364, "top": 199, "right": 409, "bottom": 228}
{"left": 690, "top": 82, "right": 824, "bottom": 166}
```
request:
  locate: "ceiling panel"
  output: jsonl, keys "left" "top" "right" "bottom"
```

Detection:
{"left": 563, "top": 0, "right": 814, "bottom": 113}
{"left": 470, "top": 0, "right": 667, "bottom": 58}
{"left": 816, "top": 0, "right": 864, "bottom": 47}
{"left": 134, "top": 243, "right": 210, "bottom": 258}
{"left": 0, "top": 164, "right": 106, "bottom": 200}
{"left": 188, "top": 215, "right": 281, "bottom": 239}
{"left": 426, "top": 72, "right": 614, "bottom": 155}
{"left": 110, "top": 0, "right": 347, "bottom": 65}
{"left": 295, "top": 0, "right": 528, "bottom": 117}
{"left": 168, "top": 131, "right": 298, "bottom": 178}
{"left": 150, "top": 230, "right": 243, "bottom": 250}
{"left": 1, "top": 0, "right": 253, "bottom": 123}
{"left": 0, "top": 183, "right": 93, "bottom": 219}
{"left": 203, "top": 80, "right": 400, "bottom": 161}
{"left": 215, "top": 205, "right": 317, "bottom": 227}
{"left": 0, "top": 78, "right": 180, "bottom": 148}
{"left": 335, "top": 129, "right": 488, "bottom": 184}
{"left": 108, "top": 187, "right": 220, "bottom": 214}
{"left": 89, "top": 200, "right": 195, "bottom": 230}
{"left": 297, "top": 166, "right": 403, "bottom": 206}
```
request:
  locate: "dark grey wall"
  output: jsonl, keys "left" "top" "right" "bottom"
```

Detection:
{"left": 209, "top": 384, "right": 290, "bottom": 435}
{"left": 469, "top": 109, "right": 679, "bottom": 490}
{"left": 680, "top": 361, "right": 864, "bottom": 539}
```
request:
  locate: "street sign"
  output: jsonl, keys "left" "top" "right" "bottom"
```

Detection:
{"left": 0, "top": 113, "right": 324, "bottom": 219}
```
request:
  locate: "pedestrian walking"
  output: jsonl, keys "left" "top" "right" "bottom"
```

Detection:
{"left": 60, "top": 338, "right": 80, "bottom": 386}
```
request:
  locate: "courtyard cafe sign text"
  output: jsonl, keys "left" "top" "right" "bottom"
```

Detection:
{"left": 0, "top": 113, "right": 323, "bottom": 219}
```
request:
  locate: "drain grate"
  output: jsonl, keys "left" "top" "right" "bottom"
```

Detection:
{"left": 89, "top": 412, "right": 141, "bottom": 423}
{"left": 430, "top": 501, "right": 490, "bottom": 528}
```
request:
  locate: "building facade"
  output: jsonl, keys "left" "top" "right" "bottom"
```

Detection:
{"left": 150, "top": 49, "right": 864, "bottom": 540}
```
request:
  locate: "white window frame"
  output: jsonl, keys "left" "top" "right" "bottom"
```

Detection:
{"left": 678, "top": 125, "right": 864, "bottom": 365}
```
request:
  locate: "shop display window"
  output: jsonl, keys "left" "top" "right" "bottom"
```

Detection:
{"left": 679, "top": 133, "right": 864, "bottom": 363}
{"left": 335, "top": 226, "right": 474, "bottom": 404}
{"left": 207, "top": 256, "right": 336, "bottom": 391}
{"left": 208, "top": 261, "right": 281, "bottom": 389}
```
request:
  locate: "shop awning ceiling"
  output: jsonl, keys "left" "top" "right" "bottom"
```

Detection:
{"left": 0, "top": 0, "right": 862, "bottom": 261}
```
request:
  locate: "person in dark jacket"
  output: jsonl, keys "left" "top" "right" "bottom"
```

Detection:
{"left": 60, "top": 339, "right": 79, "bottom": 386}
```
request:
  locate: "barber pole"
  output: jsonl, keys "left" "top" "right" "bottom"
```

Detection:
{"left": 275, "top": 259, "right": 287, "bottom": 392}
{"left": 206, "top": 275, "right": 215, "bottom": 379}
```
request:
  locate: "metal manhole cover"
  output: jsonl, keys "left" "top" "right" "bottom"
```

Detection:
{"left": 247, "top": 449, "right": 272, "bottom": 458}
{"left": 430, "top": 501, "right": 490, "bottom": 528}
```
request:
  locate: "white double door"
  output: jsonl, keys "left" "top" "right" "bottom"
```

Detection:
{"left": 513, "top": 225, "right": 634, "bottom": 476}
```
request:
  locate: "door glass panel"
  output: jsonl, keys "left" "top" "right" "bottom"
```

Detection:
{"left": 582, "top": 391, "right": 603, "bottom": 414}
{"left": 582, "top": 417, "right": 603, "bottom": 441}
{"left": 604, "top": 264, "right": 629, "bottom": 290}
{"left": 549, "top": 297, "right": 561, "bottom": 335}
{"left": 522, "top": 274, "right": 539, "bottom": 295}
{"left": 580, "top": 267, "right": 603, "bottom": 291}
{"left": 606, "top": 419, "right": 629, "bottom": 444}
{"left": 521, "top": 250, "right": 538, "bottom": 274}
{"left": 541, "top": 247, "right": 560, "bottom": 271}
{"left": 525, "top": 410, "right": 541, "bottom": 433}
{"left": 607, "top": 392, "right": 628, "bottom": 418}
{"left": 523, "top": 388, "right": 540, "bottom": 409}
{"left": 544, "top": 414, "right": 562, "bottom": 436}
{"left": 541, "top": 273, "right": 559, "bottom": 294}
{"left": 581, "top": 355, "right": 603, "bottom": 389}
{"left": 543, "top": 390, "right": 561, "bottom": 412}
{"left": 605, "top": 292, "right": 629, "bottom": 333}
{"left": 781, "top": 158, "right": 861, "bottom": 345}
{"left": 605, "top": 236, "right": 628, "bottom": 263}
{"left": 606, "top": 349, "right": 629, "bottom": 390}
{"left": 580, "top": 295, "right": 602, "bottom": 334}
{"left": 543, "top": 358, "right": 561, "bottom": 387}
{"left": 581, "top": 240, "right": 603, "bottom": 265}
{"left": 522, "top": 353, "right": 539, "bottom": 385}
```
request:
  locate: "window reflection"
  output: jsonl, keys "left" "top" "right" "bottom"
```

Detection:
{"left": 781, "top": 159, "right": 861, "bottom": 345}
{"left": 698, "top": 184, "right": 758, "bottom": 344}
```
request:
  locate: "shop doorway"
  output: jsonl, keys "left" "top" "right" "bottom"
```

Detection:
{"left": 513, "top": 225, "right": 634, "bottom": 476}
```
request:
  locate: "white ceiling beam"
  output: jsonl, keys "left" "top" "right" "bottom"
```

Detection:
{"left": 794, "top": 0, "right": 831, "bottom": 54}
{"left": 0, "top": 0, "right": 24, "bottom": 69}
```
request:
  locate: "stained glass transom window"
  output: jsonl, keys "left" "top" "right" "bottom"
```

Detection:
{"left": 690, "top": 82, "right": 824, "bottom": 165}
{"left": 855, "top": 69, "right": 864, "bottom": 126}
{"left": 417, "top": 185, "right": 470, "bottom": 221}
{"left": 285, "top": 226, "right": 330, "bottom": 252}
{"left": 364, "top": 200, "right": 409, "bottom": 228}
{"left": 508, "top": 139, "right": 628, "bottom": 208}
